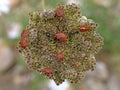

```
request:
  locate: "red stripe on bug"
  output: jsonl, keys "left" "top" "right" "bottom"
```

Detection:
{"left": 79, "top": 27, "right": 89, "bottom": 32}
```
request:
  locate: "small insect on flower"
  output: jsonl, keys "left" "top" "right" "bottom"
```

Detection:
{"left": 79, "top": 27, "right": 89, "bottom": 32}
{"left": 20, "top": 38, "right": 29, "bottom": 49}
{"left": 56, "top": 53, "right": 64, "bottom": 60}
{"left": 55, "top": 7, "right": 64, "bottom": 17}
{"left": 55, "top": 32, "right": 67, "bottom": 41}
{"left": 20, "top": 30, "right": 30, "bottom": 49}
{"left": 21, "top": 29, "right": 30, "bottom": 38}
{"left": 41, "top": 67, "right": 54, "bottom": 73}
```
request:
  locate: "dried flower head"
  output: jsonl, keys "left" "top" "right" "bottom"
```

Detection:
{"left": 17, "top": 4, "right": 104, "bottom": 85}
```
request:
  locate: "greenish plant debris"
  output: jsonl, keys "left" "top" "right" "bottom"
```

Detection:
{"left": 17, "top": 4, "right": 104, "bottom": 85}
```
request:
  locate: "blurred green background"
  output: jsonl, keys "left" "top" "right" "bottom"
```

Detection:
{"left": 0, "top": 0, "right": 120, "bottom": 90}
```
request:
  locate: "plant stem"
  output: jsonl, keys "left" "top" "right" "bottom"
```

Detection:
{"left": 41, "top": 0, "right": 45, "bottom": 11}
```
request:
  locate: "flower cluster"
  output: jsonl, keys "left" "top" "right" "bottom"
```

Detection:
{"left": 17, "top": 4, "right": 104, "bottom": 85}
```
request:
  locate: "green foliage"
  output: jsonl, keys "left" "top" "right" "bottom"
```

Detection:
{"left": 30, "top": 73, "right": 46, "bottom": 90}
